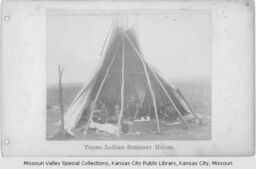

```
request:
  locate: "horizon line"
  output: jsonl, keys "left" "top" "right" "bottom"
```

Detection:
{"left": 47, "top": 75, "right": 211, "bottom": 86}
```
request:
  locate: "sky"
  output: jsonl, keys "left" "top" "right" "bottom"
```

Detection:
{"left": 47, "top": 10, "right": 211, "bottom": 84}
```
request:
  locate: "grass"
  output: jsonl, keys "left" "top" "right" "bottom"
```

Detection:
{"left": 46, "top": 77, "right": 211, "bottom": 140}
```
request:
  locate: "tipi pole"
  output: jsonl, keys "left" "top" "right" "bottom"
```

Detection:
{"left": 176, "top": 90, "right": 200, "bottom": 119}
{"left": 117, "top": 33, "right": 125, "bottom": 136}
{"left": 151, "top": 65, "right": 197, "bottom": 119}
{"left": 149, "top": 65, "right": 177, "bottom": 89}
{"left": 86, "top": 40, "right": 121, "bottom": 131}
{"left": 150, "top": 68, "right": 190, "bottom": 128}
{"left": 124, "top": 33, "right": 161, "bottom": 134}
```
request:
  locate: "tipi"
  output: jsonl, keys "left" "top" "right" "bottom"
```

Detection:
{"left": 62, "top": 24, "right": 198, "bottom": 136}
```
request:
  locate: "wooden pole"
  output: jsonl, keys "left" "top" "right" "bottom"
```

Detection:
{"left": 117, "top": 33, "right": 125, "bottom": 136}
{"left": 150, "top": 68, "right": 190, "bottom": 128}
{"left": 58, "top": 65, "right": 65, "bottom": 136}
{"left": 176, "top": 90, "right": 200, "bottom": 119}
{"left": 151, "top": 65, "right": 197, "bottom": 119}
{"left": 85, "top": 39, "right": 122, "bottom": 133}
{"left": 124, "top": 33, "right": 160, "bottom": 134}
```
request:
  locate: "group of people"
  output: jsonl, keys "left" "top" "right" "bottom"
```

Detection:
{"left": 91, "top": 89, "right": 140, "bottom": 124}
{"left": 143, "top": 96, "right": 179, "bottom": 122}
{"left": 92, "top": 99, "right": 120, "bottom": 124}
{"left": 158, "top": 100, "right": 179, "bottom": 122}
{"left": 90, "top": 90, "right": 179, "bottom": 125}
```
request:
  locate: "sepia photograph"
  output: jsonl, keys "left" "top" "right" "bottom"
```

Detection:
{"left": 46, "top": 10, "right": 211, "bottom": 140}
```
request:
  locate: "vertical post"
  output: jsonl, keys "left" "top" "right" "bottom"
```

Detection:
{"left": 58, "top": 65, "right": 65, "bottom": 136}
{"left": 117, "top": 33, "right": 125, "bottom": 136}
{"left": 124, "top": 33, "right": 160, "bottom": 134}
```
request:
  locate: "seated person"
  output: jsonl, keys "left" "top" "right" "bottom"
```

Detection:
{"left": 126, "top": 89, "right": 139, "bottom": 121}
{"left": 163, "top": 102, "right": 178, "bottom": 122}
{"left": 108, "top": 103, "right": 120, "bottom": 123}
{"left": 142, "top": 95, "right": 152, "bottom": 118}
{"left": 158, "top": 102, "right": 165, "bottom": 119}
{"left": 92, "top": 99, "right": 109, "bottom": 124}
{"left": 100, "top": 103, "right": 109, "bottom": 123}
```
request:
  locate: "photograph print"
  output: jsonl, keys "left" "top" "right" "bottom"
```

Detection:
{"left": 47, "top": 10, "right": 211, "bottom": 140}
